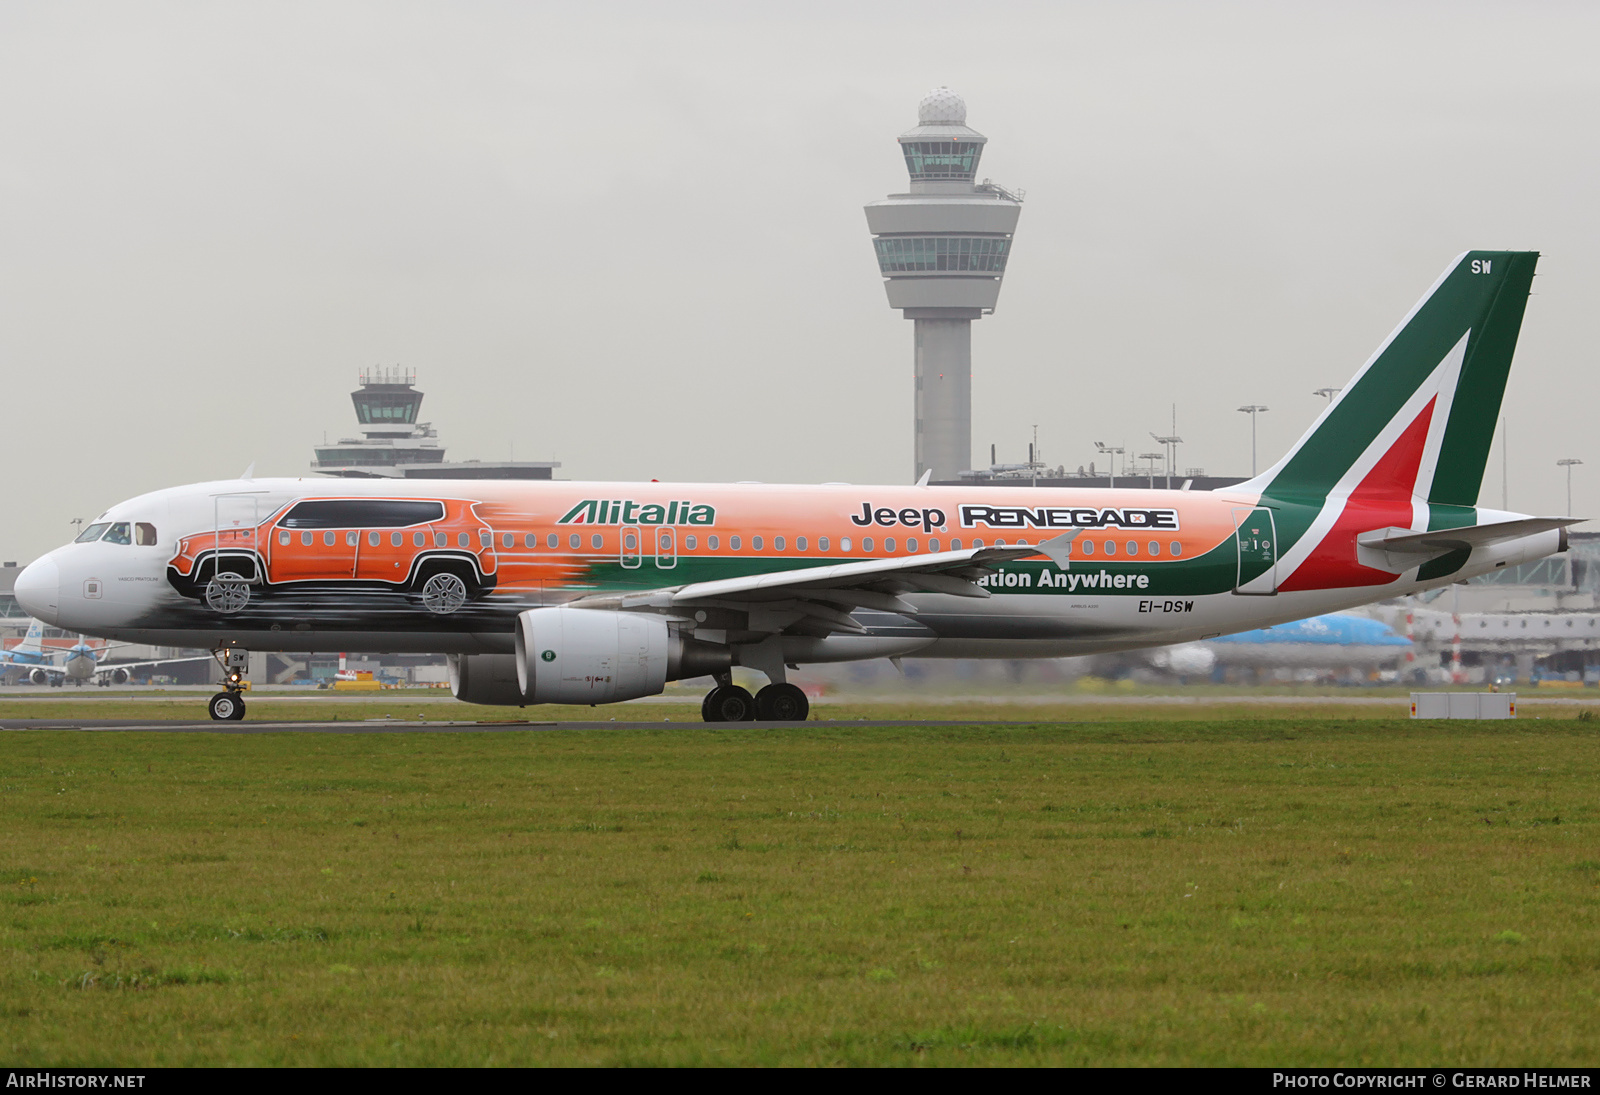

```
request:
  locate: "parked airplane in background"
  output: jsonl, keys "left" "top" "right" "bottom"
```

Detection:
{"left": 1, "top": 618, "right": 209, "bottom": 686}
{"left": 12, "top": 252, "right": 1576, "bottom": 721}
{"left": 0, "top": 620, "right": 56, "bottom": 671}
{"left": 1129, "top": 613, "right": 1413, "bottom": 679}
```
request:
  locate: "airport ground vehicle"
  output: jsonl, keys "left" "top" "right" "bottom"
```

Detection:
{"left": 14, "top": 252, "right": 1574, "bottom": 721}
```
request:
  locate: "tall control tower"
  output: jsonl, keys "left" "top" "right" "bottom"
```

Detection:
{"left": 865, "top": 88, "right": 1023, "bottom": 482}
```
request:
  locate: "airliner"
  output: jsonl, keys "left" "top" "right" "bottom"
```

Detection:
{"left": 0, "top": 618, "right": 210, "bottom": 686}
{"left": 12, "top": 251, "right": 1575, "bottom": 722}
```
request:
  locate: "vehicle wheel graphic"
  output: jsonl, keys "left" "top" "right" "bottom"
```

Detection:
{"left": 204, "top": 577, "right": 250, "bottom": 614}
{"left": 420, "top": 572, "right": 469, "bottom": 615}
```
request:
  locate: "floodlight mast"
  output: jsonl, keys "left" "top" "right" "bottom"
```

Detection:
{"left": 1558, "top": 458, "right": 1583, "bottom": 517}
{"left": 865, "top": 88, "right": 1023, "bottom": 483}
{"left": 1093, "top": 441, "right": 1125, "bottom": 489}
{"left": 1237, "top": 405, "right": 1269, "bottom": 476}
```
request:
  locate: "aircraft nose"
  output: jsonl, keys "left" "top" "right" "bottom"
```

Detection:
{"left": 14, "top": 556, "right": 60, "bottom": 625}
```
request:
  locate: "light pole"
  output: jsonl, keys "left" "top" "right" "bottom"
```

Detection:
{"left": 1150, "top": 433, "right": 1182, "bottom": 489}
{"left": 1313, "top": 387, "right": 1340, "bottom": 404}
{"left": 1093, "top": 441, "right": 1125, "bottom": 489}
{"left": 1139, "top": 452, "right": 1163, "bottom": 489}
{"left": 1238, "top": 405, "right": 1269, "bottom": 476}
{"left": 1558, "top": 458, "right": 1583, "bottom": 515}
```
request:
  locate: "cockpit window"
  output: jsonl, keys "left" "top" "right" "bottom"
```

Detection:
{"left": 102, "top": 523, "right": 132, "bottom": 545}
{"left": 135, "top": 523, "right": 158, "bottom": 546}
{"left": 75, "top": 523, "right": 110, "bottom": 543}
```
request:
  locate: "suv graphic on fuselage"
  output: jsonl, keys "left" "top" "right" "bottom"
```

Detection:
{"left": 167, "top": 497, "right": 498, "bottom": 614}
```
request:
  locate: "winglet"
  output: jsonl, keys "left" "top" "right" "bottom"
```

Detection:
{"left": 239, "top": 462, "right": 256, "bottom": 480}
{"left": 915, "top": 469, "right": 932, "bottom": 488}
{"left": 1036, "top": 530, "right": 1081, "bottom": 571}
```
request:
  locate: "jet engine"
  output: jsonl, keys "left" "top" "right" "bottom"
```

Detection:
{"left": 447, "top": 653, "right": 527, "bottom": 706}
{"left": 110, "top": 668, "right": 131, "bottom": 685}
{"left": 449, "top": 608, "right": 732, "bottom": 706}
{"left": 28, "top": 668, "right": 48, "bottom": 685}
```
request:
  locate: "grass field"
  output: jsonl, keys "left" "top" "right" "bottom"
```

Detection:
{"left": 4, "top": 710, "right": 1600, "bottom": 1065}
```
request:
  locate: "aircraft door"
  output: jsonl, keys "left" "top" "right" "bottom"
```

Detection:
{"left": 620, "top": 526, "right": 642, "bottom": 569}
{"left": 210, "top": 491, "right": 270, "bottom": 583}
{"left": 1232, "top": 507, "right": 1278, "bottom": 595}
{"left": 655, "top": 526, "right": 677, "bottom": 570}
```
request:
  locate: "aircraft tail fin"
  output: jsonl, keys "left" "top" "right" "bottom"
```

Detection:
{"left": 16, "top": 619, "right": 46, "bottom": 656}
{"left": 1238, "top": 251, "right": 1538, "bottom": 510}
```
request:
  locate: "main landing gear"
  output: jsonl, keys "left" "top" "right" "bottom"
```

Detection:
{"left": 208, "top": 647, "right": 249, "bottom": 721}
{"left": 700, "top": 672, "right": 809, "bottom": 723}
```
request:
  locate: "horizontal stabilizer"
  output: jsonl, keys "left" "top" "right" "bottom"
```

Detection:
{"left": 1357, "top": 517, "right": 1579, "bottom": 558}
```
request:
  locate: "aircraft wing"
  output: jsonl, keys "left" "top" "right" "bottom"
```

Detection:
{"left": 571, "top": 531, "right": 1078, "bottom": 635}
{"left": 92, "top": 655, "right": 214, "bottom": 680}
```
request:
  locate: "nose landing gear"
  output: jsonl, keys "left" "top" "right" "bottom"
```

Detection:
{"left": 207, "top": 647, "right": 249, "bottom": 721}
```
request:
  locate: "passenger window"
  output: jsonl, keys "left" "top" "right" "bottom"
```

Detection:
{"left": 388, "top": 532, "right": 400, "bottom": 547}
{"left": 685, "top": 535, "right": 697, "bottom": 550}
{"left": 1126, "top": 541, "right": 1138, "bottom": 556}
{"left": 479, "top": 531, "right": 491, "bottom": 547}
{"left": 862, "top": 537, "right": 874, "bottom": 552}
{"left": 1170, "top": 542, "right": 1183, "bottom": 557}
{"left": 624, "top": 532, "right": 638, "bottom": 550}
{"left": 414, "top": 532, "right": 426, "bottom": 547}
{"left": 568, "top": 534, "right": 580, "bottom": 549}
{"left": 907, "top": 538, "right": 918, "bottom": 552}
{"left": 730, "top": 536, "right": 741, "bottom": 550}
{"left": 503, "top": 533, "right": 514, "bottom": 548}
{"left": 973, "top": 539, "right": 984, "bottom": 548}
{"left": 135, "top": 523, "right": 157, "bottom": 546}
{"left": 369, "top": 532, "right": 381, "bottom": 547}
{"left": 884, "top": 537, "right": 896, "bottom": 552}
{"left": 774, "top": 536, "right": 785, "bottom": 551}
{"left": 347, "top": 531, "right": 359, "bottom": 547}
{"left": 840, "top": 537, "right": 851, "bottom": 551}
{"left": 103, "top": 523, "right": 132, "bottom": 545}
{"left": 928, "top": 538, "right": 939, "bottom": 552}
{"left": 593, "top": 534, "right": 604, "bottom": 550}
{"left": 75, "top": 523, "right": 110, "bottom": 543}
{"left": 302, "top": 531, "right": 314, "bottom": 547}
{"left": 278, "top": 530, "right": 291, "bottom": 546}
{"left": 546, "top": 534, "right": 558, "bottom": 549}
{"left": 950, "top": 538, "right": 961, "bottom": 550}
{"left": 708, "top": 535, "right": 719, "bottom": 549}
{"left": 819, "top": 536, "right": 829, "bottom": 551}
{"left": 459, "top": 533, "right": 470, "bottom": 548}
{"left": 324, "top": 531, "right": 336, "bottom": 546}
{"left": 1148, "top": 541, "right": 1160, "bottom": 556}
{"left": 753, "top": 536, "right": 764, "bottom": 550}
{"left": 1081, "top": 541, "right": 1093, "bottom": 556}
{"left": 796, "top": 537, "right": 806, "bottom": 551}
{"left": 1104, "top": 541, "right": 1116, "bottom": 556}
{"left": 525, "top": 534, "right": 537, "bottom": 549}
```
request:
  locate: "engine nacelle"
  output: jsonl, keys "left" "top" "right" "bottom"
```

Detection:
{"left": 28, "top": 668, "right": 47, "bottom": 685}
{"left": 447, "top": 653, "right": 528, "bottom": 706}
{"left": 515, "top": 607, "right": 669, "bottom": 705}
{"left": 111, "top": 668, "right": 131, "bottom": 685}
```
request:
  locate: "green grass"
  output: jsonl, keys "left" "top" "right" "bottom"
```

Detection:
{"left": 3, "top": 717, "right": 1600, "bottom": 1065}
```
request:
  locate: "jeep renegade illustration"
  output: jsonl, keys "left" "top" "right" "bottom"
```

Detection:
{"left": 166, "top": 498, "right": 498, "bottom": 615}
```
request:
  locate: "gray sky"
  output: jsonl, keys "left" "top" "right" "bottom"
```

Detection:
{"left": 2, "top": 1, "right": 1596, "bottom": 563}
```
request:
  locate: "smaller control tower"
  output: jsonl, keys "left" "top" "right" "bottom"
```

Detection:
{"left": 865, "top": 88, "right": 1023, "bottom": 482}
{"left": 312, "top": 368, "right": 560, "bottom": 480}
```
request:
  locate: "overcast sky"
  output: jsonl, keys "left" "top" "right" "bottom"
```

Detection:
{"left": 2, "top": 1, "right": 1596, "bottom": 562}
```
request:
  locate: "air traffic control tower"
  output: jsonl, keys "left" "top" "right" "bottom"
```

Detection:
{"left": 865, "top": 88, "right": 1023, "bottom": 483}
